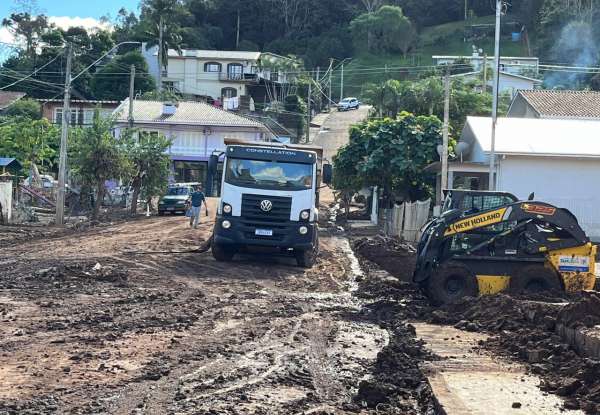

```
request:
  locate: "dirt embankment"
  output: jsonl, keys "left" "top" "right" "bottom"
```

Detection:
{"left": 352, "top": 236, "right": 600, "bottom": 414}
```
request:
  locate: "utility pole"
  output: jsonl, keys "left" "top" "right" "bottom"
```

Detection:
{"left": 340, "top": 63, "right": 344, "bottom": 101}
{"left": 482, "top": 53, "right": 487, "bottom": 94}
{"left": 489, "top": 0, "right": 502, "bottom": 191}
{"left": 465, "top": 0, "right": 468, "bottom": 20}
{"left": 328, "top": 58, "right": 333, "bottom": 110}
{"left": 441, "top": 69, "right": 450, "bottom": 201}
{"left": 56, "top": 43, "right": 72, "bottom": 226}
{"left": 128, "top": 64, "right": 135, "bottom": 128}
{"left": 157, "top": 16, "right": 164, "bottom": 93}
{"left": 306, "top": 80, "right": 311, "bottom": 143}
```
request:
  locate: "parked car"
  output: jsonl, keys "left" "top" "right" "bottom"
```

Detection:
{"left": 158, "top": 183, "right": 199, "bottom": 215}
{"left": 337, "top": 97, "right": 360, "bottom": 111}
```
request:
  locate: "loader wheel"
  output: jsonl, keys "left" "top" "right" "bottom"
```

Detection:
{"left": 212, "top": 243, "right": 235, "bottom": 262}
{"left": 427, "top": 262, "right": 478, "bottom": 305}
{"left": 510, "top": 265, "right": 561, "bottom": 294}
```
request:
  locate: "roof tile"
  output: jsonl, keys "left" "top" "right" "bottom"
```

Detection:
{"left": 518, "top": 90, "right": 600, "bottom": 119}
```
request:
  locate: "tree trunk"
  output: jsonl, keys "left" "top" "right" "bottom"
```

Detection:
{"left": 93, "top": 181, "right": 105, "bottom": 220}
{"left": 129, "top": 176, "right": 141, "bottom": 215}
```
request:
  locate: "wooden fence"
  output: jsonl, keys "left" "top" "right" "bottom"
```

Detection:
{"left": 381, "top": 199, "right": 431, "bottom": 242}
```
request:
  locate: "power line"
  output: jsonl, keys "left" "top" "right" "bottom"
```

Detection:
{"left": 0, "top": 51, "right": 65, "bottom": 90}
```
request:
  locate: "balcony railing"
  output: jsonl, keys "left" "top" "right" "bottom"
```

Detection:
{"left": 218, "top": 72, "right": 258, "bottom": 83}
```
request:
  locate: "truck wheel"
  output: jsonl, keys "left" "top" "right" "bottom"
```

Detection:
{"left": 212, "top": 243, "right": 235, "bottom": 262}
{"left": 510, "top": 265, "right": 561, "bottom": 294}
{"left": 427, "top": 262, "right": 478, "bottom": 305}
{"left": 295, "top": 248, "right": 317, "bottom": 268}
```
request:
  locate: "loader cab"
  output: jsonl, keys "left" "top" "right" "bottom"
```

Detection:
{"left": 443, "top": 189, "right": 518, "bottom": 216}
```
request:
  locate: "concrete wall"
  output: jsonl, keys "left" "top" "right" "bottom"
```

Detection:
{"left": 0, "top": 182, "right": 12, "bottom": 223}
{"left": 497, "top": 156, "right": 600, "bottom": 239}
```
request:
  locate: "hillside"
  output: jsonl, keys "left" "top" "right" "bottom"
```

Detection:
{"left": 338, "top": 15, "right": 531, "bottom": 98}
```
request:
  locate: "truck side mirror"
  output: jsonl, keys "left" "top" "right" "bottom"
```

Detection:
{"left": 322, "top": 164, "right": 333, "bottom": 185}
{"left": 208, "top": 154, "right": 219, "bottom": 176}
{"left": 205, "top": 154, "right": 219, "bottom": 196}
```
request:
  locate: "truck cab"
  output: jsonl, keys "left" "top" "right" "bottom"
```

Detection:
{"left": 208, "top": 142, "right": 332, "bottom": 267}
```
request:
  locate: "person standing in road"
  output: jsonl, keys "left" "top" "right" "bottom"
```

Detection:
{"left": 189, "top": 184, "right": 208, "bottom": 229}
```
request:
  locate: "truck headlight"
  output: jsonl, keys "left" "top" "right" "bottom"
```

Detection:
{"left": 299, "top": 226, "right": 308, "bottom": 235}
{"left": 222, "top": 220, "right": 231, "bottom": 229}
{"left": 223, "top": 203, "right": 232, "bottom": 214}
{"left": 300, "top": 210, "right": 310, "bottom": 220}
{"left": 176, "top": 200, "right": 185, "bottom": 205}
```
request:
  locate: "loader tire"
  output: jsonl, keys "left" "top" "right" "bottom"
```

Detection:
{"left": 427, "top": 262, "right": 478, "bottom": 306}
{"left": 510, "top": 265, "right": 561, "bottom": 294}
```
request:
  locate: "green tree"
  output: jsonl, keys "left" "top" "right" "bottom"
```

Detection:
{"left": 91, "top": 51, "right": 156, "bottom": 100}
{"left": 0, "top": 117, "right": 59, "bottom": 175}
{"left": 350, "top": 6, "right": 415, "bottom": 55}
{"left": 333, "top": 112, "right": 444, "bottom": 203}
{"left": 121, "top": 129, "right": 172, "bottom": 215}
{"left": 4, "top": 98, "right": 41, "bottom": 119}
{"left": 70, "top": 115, "right": 129, "bottom": 220}
{"left": 2, "top": 12, "right": 49, "bottom": 57}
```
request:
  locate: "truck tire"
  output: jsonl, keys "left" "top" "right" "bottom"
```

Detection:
{"left": 295, "top": 248, "right": 317, "bottom": 268}
{"left": 427, "top": 261, "right": 478, "bottom": 305}
{"left": 509, "top": 265, "right": 561, "bottom": 294}
{"left": 212, "top": 243, "right": 235, "bottom": 262}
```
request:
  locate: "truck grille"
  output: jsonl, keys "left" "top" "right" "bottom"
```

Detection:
{"left": 241, "top": 194, "right": 292, "bottom": 223}
{"left": 241, "top": 194, "right": 292, "bottom": 242}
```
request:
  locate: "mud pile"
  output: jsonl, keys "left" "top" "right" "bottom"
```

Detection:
{"left": 432, "top": 294, "right": 600, "bottom": 412}
{"left": 353, "top": 236, "right": 417, "bottom": 282}
{"left": 352, "top": 255, "right": 437, "bottom": 414}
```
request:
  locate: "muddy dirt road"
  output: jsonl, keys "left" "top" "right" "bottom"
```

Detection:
{"left": 0, "top": 208, "right": 396, "bottom": 414}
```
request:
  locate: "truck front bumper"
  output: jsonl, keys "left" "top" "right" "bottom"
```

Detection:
{"left": 213, "top": 216, "right": 316, "bottom": 250}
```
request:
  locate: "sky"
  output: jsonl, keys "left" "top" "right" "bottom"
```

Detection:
{"left": 0, "top": 0, "right": 139, "bottom": 47}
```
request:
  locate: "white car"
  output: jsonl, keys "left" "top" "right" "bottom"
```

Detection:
{"left": 338, "top": 97, "right": 360, "bottom": 111}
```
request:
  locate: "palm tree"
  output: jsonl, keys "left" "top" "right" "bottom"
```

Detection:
{"left": 141, "top": 0, "right": 187, "bottom": 91}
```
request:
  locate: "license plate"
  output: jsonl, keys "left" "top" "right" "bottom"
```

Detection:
{"left": 167, "top": 207, "right": 175, "bottom": 211}
{"left": 255, "top": 229, "right": 273, "bottom": 236}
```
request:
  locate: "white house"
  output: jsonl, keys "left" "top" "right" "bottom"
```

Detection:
{"left": 451, "top": 71, "right": 542, "bottom": 97}
{"left": 142, "top": 45, "right": 292, "bottom": 105}
{"left": 433, "top": 53, "right": 539, "bottom": 76}
{"left": 428, "top": 116, "right": 600, "bottom": 239}
{"left": 113, "top": 99, "right": 272, "bottom": 186}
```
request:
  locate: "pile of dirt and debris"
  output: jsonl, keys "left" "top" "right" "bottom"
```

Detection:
{"left": 429, "top": 293, "right": 600, "bottom": 413}
{"left": 351, "top": 256, "right": 438, "bottom": 414}
{"left": 353, "top": 236, "right": 417, "bottom": 282}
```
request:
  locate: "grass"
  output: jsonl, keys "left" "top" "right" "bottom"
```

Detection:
{"left": 335, "top": 14, "right": 531, "bottom": 98}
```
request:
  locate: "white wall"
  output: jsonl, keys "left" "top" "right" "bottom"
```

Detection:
{"left": 497, "top": 156, "right": 600, "bottom": 239}
{"left": 0, "top": 182, "right": 12, "bottom": 222}
{"left": 494, "top": 76, "right": 537, "bottom": 98}
{"left": 115, "top": 124, "right": 265, "bottom": 158}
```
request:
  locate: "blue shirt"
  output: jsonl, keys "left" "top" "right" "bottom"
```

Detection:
{"left": 190, "top": 191, "right": 205, "bottom": 207}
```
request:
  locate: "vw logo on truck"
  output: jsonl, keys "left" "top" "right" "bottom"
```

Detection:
{"left": 260, "top": 200, "right": 273, "bottom": 212}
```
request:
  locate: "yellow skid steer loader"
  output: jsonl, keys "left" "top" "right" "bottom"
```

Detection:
{"left": 413, "top": 190, "right": 597, "bottom": 305}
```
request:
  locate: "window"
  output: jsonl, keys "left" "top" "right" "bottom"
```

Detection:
{"left": 221, "top": 87, "right": 237, "bottom": 99}
{"left": 83, "top": 109, "right": 95, "bottom": 125}
{"left": 227, "top": 63, "right": 243, "bottom": 80}
{"left": 204, "top": 62, "right": 222, "bottom": 72}
{"left": 54, "top": 107, "right": 82, "bottom": 125}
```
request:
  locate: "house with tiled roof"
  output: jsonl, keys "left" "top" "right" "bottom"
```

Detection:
{"left": 507, "top": 90, "right": 600, "bottom": 120}
{"left": 0, "top": 91, "right": 26, "bottom": 113}
{"left": 113, "top": 99, "right": 272, "bottom": 187}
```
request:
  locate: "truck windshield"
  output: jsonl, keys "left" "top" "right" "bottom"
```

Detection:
{"left": 225, "top": 158, "right": 313, "bottom": 190}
